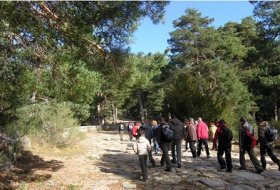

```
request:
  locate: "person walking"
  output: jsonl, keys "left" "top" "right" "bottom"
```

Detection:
{"left": 216, "top": 120, "right": 233, "bottom": 173}
{"left": 197, "top": 117, "right": 210, "bottom": 158}
{"left": 257, "top": 120, "right": 280, "bottom": 171}
{"left": 127, "top": 121, "right": 134, "bottom": 141}
{"left": 132, "top": 122, "right": 141, "bottom": 138}
{"left": 151, "top": 120, "right": 159, "bottom": 154}
{"left": 118, "top": 123, "right": 125, "bottom": 141}
{"left": 209, "top": 122, "right": 217, "bottom": 142}
{"left": 212, "top": 121, "right": 221, "bottom": 151}
{"left": 141, "top": 120, "right": 156, "bottom": 167}
{"left": 185, "top": 118, "right": 197, "bottom": 158}
{"left": 170, "top": 115, "right": 185, "bottom": 168}
{"left": 239, "top": 117, "right": 263, "bottom": 173}
{"left": 133, "top": 127, "right": 151, "bottom": 182}
{"left": 156, "top": 117, "right": 172, "bottom": 172}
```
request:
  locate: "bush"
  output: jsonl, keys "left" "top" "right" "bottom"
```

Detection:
{"left": 13, "top": 101, "right": 83, "bottom": 148}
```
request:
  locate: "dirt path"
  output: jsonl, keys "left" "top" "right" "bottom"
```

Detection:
{"left": 1, "top": 131, "right": 280, "bottom": 190}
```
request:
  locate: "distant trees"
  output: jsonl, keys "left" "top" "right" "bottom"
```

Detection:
{"left": 166, "top": 9, "right": 255, "bottom": 127}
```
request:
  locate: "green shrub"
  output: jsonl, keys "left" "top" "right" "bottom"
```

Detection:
{"left": 271, "top": 120, "right": 280, "bottom": 130}
{"left": 13, "top": 101, "right": 83, "bottom": 148}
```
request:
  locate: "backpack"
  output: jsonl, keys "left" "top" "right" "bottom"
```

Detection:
{"left": 161, "top": 124, "right": 174, "bottom": 142}
{"left": 265, "top": 126, "right": 278, "bottom": 142}
{"left": 243, "top": 127, "right": 257, "bottom": 148}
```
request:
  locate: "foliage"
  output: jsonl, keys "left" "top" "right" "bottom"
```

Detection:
{"left": 13, "top": 102, "right": 82, "bottom": 148}
{"left": 251, "top": 1, "right": 280, "bottom": 40}
{"left": 0, "top": 1, "right": 279, "bottom": 151}
{"left": 122, "top": 53, "right": 168, "bottom": 119}
{"left": 0, "top": 1, "right": 169, "bottom": 126}
{"left": 168, "top": 8, "right": 218, "bottom": 68}
{"left": 166, "top": 8, "right": 255, "bottom": 126}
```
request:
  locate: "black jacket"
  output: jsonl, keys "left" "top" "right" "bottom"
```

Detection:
{"left": 218, "top": 127, "right": 233, "bottom": 148}
{"left": 141, "top": 124, "right": 154, "bottom": 143}
{"left": 170, "top": 118, "right": 185, "bottom": 141}
{"left": 155, "top": 122, "right": 168, "bottom": 145}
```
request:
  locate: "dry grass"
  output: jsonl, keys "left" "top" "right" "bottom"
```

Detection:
{"left": 29, "top": 140, "right": 87, "bottom": 158}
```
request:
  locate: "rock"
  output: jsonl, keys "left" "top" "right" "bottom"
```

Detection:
{"left": 234, "top": 171, "right": 265, "bottom": 181}
{"left": 264, "top": 180, "right": 280, "bottom": 188}
{"left": 176, "top": 169, "right": 189, "bottom": 175}
{"left": 153, "top": 176, "right": 163, "bottom": 181}
{"left": 262, "top": 170, "right": 280, "bottom": 180}
{"left": 199, "top": 179, "right": 228, "bottom": 188}
{"left": 227, "top": 185, "right": 256, "bottom": 190}
{"left": 122, "top": 182, "right": 137, "bottom": 189}
{"left": 160, "top": 175, "right": 182, "bottom": 185}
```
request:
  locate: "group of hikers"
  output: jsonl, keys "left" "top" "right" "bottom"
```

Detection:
{"left": 118, "top": 116, "right": 280, "bottom": 182}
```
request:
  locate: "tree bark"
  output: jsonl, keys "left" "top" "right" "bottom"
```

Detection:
{"left": 274, "top": 99, "right": 278, "bottom": 121}
{"left": 115, "top": 106, "right": 118, "bottom": 123}
{"left": 112, "top": 103, "right": 116, "bottom": 124}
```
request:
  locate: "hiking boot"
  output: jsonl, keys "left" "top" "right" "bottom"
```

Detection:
{"left": 226, "top": 169, "right": 232, "bottom": 173}
{"left": 171, "top": 159, "right": 177, "bottom": 164}
{"left": 141, "top": 178, "right": 148, "bottom": 182}
{"left": 177, "top": 164, "right": 181, "bottom": 168}
{"left": 256, "top": 169, "right": 264, "bottom": 174}
{"left": 217, "top": 166, "right": 226, "bottom": 172}
{"left": 238, "top": 167, "right": 246, "bottom": 170}
{"left": 164, "top": 168, "right": 172, "bottom": 172}
{"left": 262, "top": 166, "right": 266, "bottom": 171}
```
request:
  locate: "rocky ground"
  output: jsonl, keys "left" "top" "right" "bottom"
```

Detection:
{"left": 1, "top": 130, "right": 280, "bottom": 190}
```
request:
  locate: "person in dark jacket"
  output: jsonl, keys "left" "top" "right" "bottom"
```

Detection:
{"left": 185, "top": 118, "right": 197, "bottom": 158}
{"left": 118, "top": 123, "right": 125, "bottom": 141}
{"left": 239, "top": 117, "right": 263, "bottom": 173}
{"left": 216, "top": 120, "right": 233, "bottom": 172}
{"left": 170, "top": 115, "right": 185, "bottom": 168}
{"left": 141, "top": 121, "right": 156, "bottom": 167}
{"left": 156, "top": 117, "right": 172, "bottom": 172}
{"left": 257, "top": 120, "right": 280, "bottom": 171}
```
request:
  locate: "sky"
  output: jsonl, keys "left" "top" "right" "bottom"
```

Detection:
{"left": 129, "top": 1, "right": 255, "bottom": 54}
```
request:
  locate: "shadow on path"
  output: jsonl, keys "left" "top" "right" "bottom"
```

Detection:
{"left": 97, "top": 152, "right": 140, "bottom": 180}
{"left": 0, "top": 151, "right": 63, "bottom": 190}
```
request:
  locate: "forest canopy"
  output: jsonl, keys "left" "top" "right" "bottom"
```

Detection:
{"left": 0, "top": 1, "right": 279, "bottom": 139}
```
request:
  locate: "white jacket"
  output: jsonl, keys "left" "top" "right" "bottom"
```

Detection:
{"left": 133, "top": 136, "right": 151, "bottom": 155}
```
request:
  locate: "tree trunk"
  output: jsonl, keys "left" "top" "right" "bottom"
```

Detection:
{"left": 97, "top": 104, "right": 101, "bottom": 125}
{"left": 112, "top": 103, "right": 116, "bottom": 124}
{"left": 275, "top": 100, "right": 278, "bottom": 121}
{"left": 115, "top": 106, "right": 118, "bottom": 123}
{"left": 273, "top": 90, "right": 278, "bottom": 121}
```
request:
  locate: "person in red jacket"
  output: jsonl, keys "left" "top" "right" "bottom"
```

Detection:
{"left": 213, "top": 121, "right": 222, "bottom": 151}
{"left": 197, "top": 117, "right": 210, "bottom": 158}
{"left": 132, "top": 122, "right": 141, "bottom": 138}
